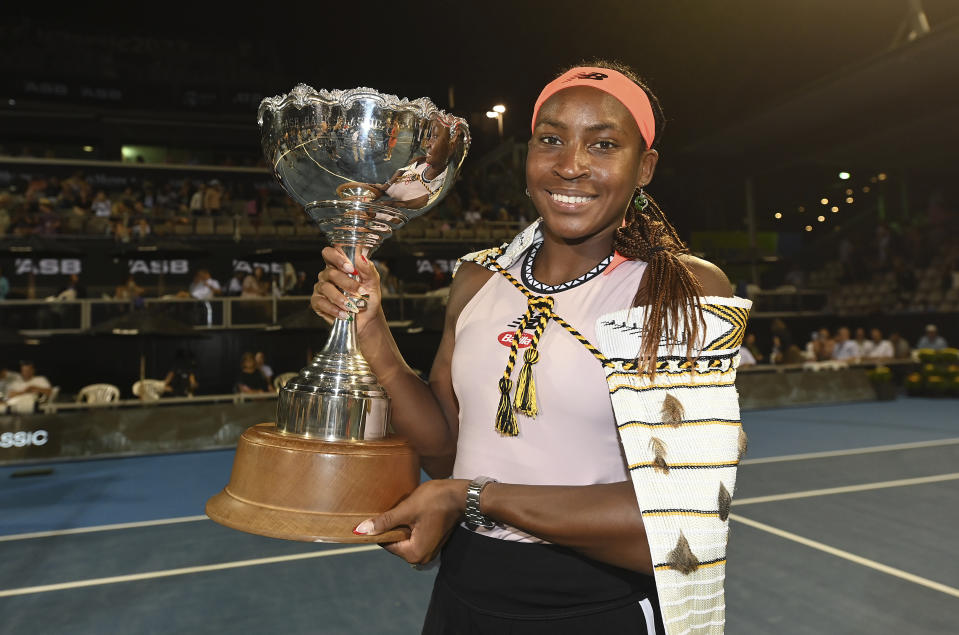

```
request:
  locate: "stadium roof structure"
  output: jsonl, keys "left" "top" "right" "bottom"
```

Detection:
{"left": 679, "top": 16, "right": 959, "bottom": 173}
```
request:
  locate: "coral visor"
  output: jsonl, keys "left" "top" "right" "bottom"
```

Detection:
{"left": 531, "top": 67, "right": 655, "bottom": 149}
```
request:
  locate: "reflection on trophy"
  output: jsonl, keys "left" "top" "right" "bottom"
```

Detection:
{"left": 206, "top": 85, "right": 470, "bottom": 542}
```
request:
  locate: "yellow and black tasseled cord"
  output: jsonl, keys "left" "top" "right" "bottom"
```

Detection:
{"left": 488, "top": 260, "right": 637, "bottom": 436}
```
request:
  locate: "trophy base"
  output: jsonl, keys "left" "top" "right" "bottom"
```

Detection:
{"left": 206, "top": 423, "right": 419, "bottom": 543}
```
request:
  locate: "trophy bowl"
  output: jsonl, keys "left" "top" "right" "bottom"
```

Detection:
{"left": 206, "top": 84, "right": 470, "bottom": 543}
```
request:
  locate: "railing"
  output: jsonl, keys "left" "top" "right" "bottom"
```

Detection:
{"left": 39, "top": 390, "right": 278, "bottom": 414}
{"left": 0, "top": 293, "right": 449, "bottom": 334}
{"left": 737, "top": 358, "right": 915, "bottom": 374}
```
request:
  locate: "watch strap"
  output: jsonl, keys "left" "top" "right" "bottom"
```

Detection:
{"left": 464, "top": 476, "right": 497, "bottom": 529}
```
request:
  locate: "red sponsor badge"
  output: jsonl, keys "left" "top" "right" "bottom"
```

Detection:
{"left": 498, "top": 331, "right": 533, "bottom": 348}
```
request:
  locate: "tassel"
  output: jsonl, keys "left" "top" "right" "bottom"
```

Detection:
{"left": 718, "top": 482, "right": 731, "bottom": 521}
{"left": 666, "top": 531, "right": 700, "bottom": 574}
{"left": 661, "top": 393, "right": 684, "bottom": 427}
{"left": 738, "top": 427, "right": 748, "bottom": 460}
{"left": 513, "top": 348, "right": 540, "bottom": 416}
{"left": 495, "top": 377, "right": 518, "bottom": 436}
{"left": 650, "top": 437, "right": 669, "bottom": 474}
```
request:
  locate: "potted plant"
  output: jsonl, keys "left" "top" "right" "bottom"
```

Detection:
{"left": 905, "top": 372, "right": 924, "bottom": 396}
{"left": 867, "top": 365, "right": 897, "bottom": 401}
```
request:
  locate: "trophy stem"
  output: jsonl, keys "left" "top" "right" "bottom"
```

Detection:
{"left": 274, "top": 236, "right": 391, "bottom": 441}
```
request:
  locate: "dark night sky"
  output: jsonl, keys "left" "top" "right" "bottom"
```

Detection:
{"left": 12, "top": 0, "right": 959, "bottom": 151}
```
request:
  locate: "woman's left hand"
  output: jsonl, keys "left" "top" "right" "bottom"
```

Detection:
{"left": 353, "top": 479, "right": 468, "bottom": 566}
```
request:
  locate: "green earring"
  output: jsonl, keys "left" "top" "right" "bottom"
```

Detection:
{"left": 634, "top": 189, "right": 649, "bottom": 211}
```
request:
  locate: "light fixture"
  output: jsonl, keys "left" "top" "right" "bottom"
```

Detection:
{"left": 845, "top": 188, "right": 853, "bottom": 195}
{"left": 870, "top": 176, "right": 877, "bottom": 183}
{"left": 798, "top": 205, "right": 806, "bottom": 213}
{"left": 820, "top": 198, "right": 829, "bottom": 205}
{"left": 818, "top": 215, "right": 826, "bottom": 222}
{"left": 805, "top": 225, "right": 813, "bottom": 232}
{"left": 877, "top": 173, "right": 887, "bottom": 181}
{"left": 838, "top": 171, "right": 850, "bottom": 180}
{"left": 83, "top": 145, "right": 94, "bottom": 153}
{"left": 492, "top": 104, "right": 506, "bottom": 114}
{"left": 831, "top": 206, "right": 839, "bottom": 212}
{"left": 845, "top": 197, "right": 854, "bottom": 204}
{"left": 774, "top": 212, "right": 782, "bottom": 219}
{"left": 485, "top": 111, "right": 498, "bottom": 119}
{"left": 862, "top": 186, "right": 870, "bottom": 193}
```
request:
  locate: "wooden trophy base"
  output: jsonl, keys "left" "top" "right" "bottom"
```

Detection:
{"left": 206, "top": 423, "right": 419, "bottom": 543}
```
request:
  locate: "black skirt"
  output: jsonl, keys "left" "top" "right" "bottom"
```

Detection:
{"left": 422, "top": 526, "right": 666, "bottom": 635}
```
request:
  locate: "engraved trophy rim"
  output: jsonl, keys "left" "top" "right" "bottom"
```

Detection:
{"left": 257, "top": 83, "right": 471, "bottom": 145}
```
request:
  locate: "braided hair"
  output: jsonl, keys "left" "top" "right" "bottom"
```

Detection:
{"left": 560, "top": 60, "right": 705, "bottom": 373}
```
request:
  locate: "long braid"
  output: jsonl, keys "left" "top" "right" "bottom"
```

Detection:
{"left": 615, "top": 191, "right": 704, "bottom": 374}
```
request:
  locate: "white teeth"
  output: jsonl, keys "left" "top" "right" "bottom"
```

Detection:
{"left": 550, "top": 193, "right": 593, "bottom": 204}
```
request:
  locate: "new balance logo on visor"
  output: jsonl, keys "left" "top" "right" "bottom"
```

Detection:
{"left": 565, "top": 71, "right": 608, "bottom": 82}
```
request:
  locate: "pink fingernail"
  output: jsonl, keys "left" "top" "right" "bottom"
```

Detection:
{"left": 353, "top": 519, "right": 373, "bottom": 535}
{"left": 342, "top": 261, "right": 355, "bottom": 274}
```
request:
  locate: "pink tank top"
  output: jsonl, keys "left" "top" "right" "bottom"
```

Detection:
{"left": 452, "top": 243, "right": 648, "bottom": 541}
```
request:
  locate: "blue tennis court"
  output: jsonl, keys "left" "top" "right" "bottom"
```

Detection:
{"left": 1, "top": 397, "right": 957, "bottom": 634}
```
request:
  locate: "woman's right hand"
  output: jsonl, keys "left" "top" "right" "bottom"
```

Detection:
{"left": 311, "top": 246, "right": 383, "bottom": 336}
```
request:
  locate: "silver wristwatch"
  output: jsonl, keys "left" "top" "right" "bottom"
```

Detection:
{"left": 464, "top": 476, "right": 498, "bottom": 529}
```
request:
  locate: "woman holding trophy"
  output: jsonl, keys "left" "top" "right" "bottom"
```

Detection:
{"left": 312, "top": 60, "right": 750, "bottom": 635}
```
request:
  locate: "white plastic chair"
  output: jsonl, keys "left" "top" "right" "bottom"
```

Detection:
{"left": 132, "top": 379, "right": 167, "bottom": 401}
{"left": 77, "top": 383, "right": 121, "bottom": 404}
{"left": 274, "top": 372, "right": 297, "bottom": 391}
{"left": 36, "top": 386, "right": 61, "bottom": 413}
{"left": 5, "top": 393, "right": 38, "bottom": 414}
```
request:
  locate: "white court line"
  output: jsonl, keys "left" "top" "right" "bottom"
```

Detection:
{"left": 729, "top": 513, "right": 959, "bottom": 599}
{"left": 0, "top": 515, "right": 208, "bottom": 543}
{"left": 735, "top": 472, "right": 959, "bottom": 506}
{"left": 741, "top": 437, "right": 959, "bottom": 465}
{"left": 0, "top": 545, "right": 381, "bottom": 598}
{"left": 3, "top": 439, "right": 957, "bottom": 543}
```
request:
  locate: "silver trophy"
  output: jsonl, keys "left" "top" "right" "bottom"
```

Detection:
{"left": 207, "top": 85, "right": 469, "bottom": 543}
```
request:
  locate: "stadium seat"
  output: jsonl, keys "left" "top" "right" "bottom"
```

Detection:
{"left": 77, "top": 383, "right": 121, "bottom": 404}
{"left": 86, "top": 217, "right": 110, "bottom": 235}
{"left": 132, "top": 379, "right": 167, "bottom": 401}
{"left": 196, "top": 218, "right": 215, "bottom": 235}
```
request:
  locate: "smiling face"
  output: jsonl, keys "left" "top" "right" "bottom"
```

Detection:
{"left": 526, "top": 86, "right": 657, "bottom": 245}
{"left": 424, "top": 123, "right": 452, "bottom": 166}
